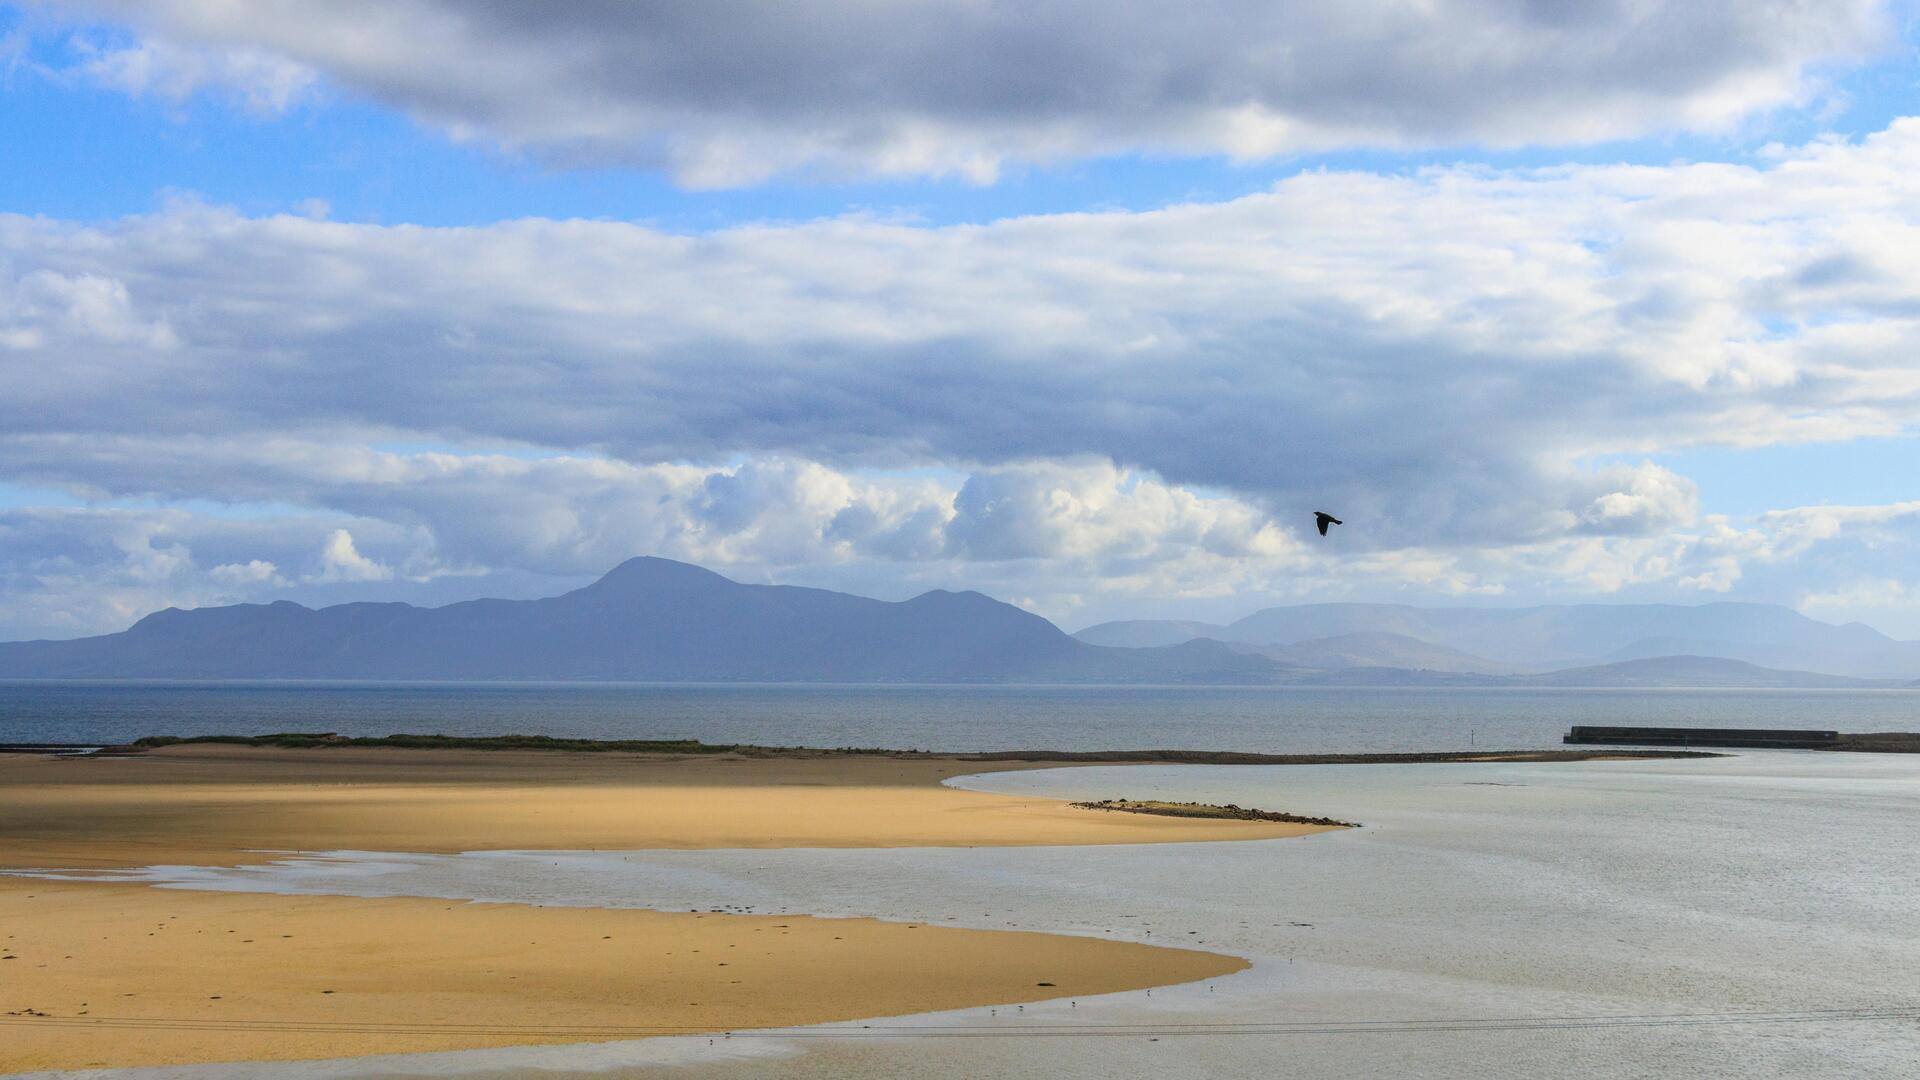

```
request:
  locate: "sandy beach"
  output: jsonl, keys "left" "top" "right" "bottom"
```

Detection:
{"left": 0, "top": 878, "right": 1247, "bottom": 1072}
{"left": 0, "top": 745, "right": 1321, "bottom": 1071}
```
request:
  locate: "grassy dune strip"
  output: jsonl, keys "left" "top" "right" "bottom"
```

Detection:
{"left": 1072, "top": 799, "right": 1361, "bottom": 828}
{"left": 125, "top": 733, "right": 896, "bottom": 755}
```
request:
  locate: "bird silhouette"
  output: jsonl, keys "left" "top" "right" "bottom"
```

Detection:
{"left": 1314, "top": 512, "right": 1343, "bottom": 536}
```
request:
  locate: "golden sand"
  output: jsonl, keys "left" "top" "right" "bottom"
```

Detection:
{"left": 0, "top": 746, "right": 1324, "bottom": 1070}
{"left": 0, "top": 879, "right": 1243, "bottom": 1072}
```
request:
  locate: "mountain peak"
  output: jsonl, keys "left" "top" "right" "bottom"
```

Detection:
{"left": 587, "top": 556, "right": 737, "bottom": 593}
{"left": 909, "top": 588, "right": 992, "bottom": 603}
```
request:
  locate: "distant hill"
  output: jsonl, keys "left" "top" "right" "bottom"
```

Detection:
{"left": 1266, "top": 655, "right": 1896, "bottom": 689}
{"left": 1072, "top": 619, "right": 1230, "bottom": 648}
{"left": 1515, "top": 655, "right": 1889, "bottom": 689}
{"left": 0, "top": 557, "right": 1289, "bottom": 684}
{"left": 1077, "top": 601, "right": 1920, "bottom": 680}
{"left": 1261, "top": 632, "right": 1530, "bottom": 675}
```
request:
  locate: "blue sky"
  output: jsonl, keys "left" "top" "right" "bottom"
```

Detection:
{"left": 2, "top": 0, "right": 1919, "bottom": 638}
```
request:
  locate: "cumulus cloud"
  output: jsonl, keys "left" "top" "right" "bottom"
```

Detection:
{"left": 0, "top": 506, "right": 395, "bottom": 638}
{"left": 64, "top": 32, "right": 315, "bottom": 114}
{"left": 208, "top": 558, "right": 282, "bottom": 587}
{"left": 1284, "top": 497, "right": 1920, "bottom": 627}
{"left": 1571, "top": 464, "right": 1699, "bottom": 536}
{"left": 0, "top": 269, "right": 177, "bottom": 352}
{"left": 1649, "top": 499, "right": 1920, "bottom": 596}
{"left": 38, "top": 0, "right": 1889, "bottom": 183}
{"left": 1801, "top": 578, "right": 1915, "bottom": 612}
{"left": 315, "top": 528, "right": 393, "bottom": 583}
{"left": 946, "top": 461, "right": 1291, "bottom": 563}
{"left": 0, "top": 438, "right": 1287, "bottom": 571}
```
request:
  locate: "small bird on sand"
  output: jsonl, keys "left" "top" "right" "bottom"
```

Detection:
{"left": 1314, "top": 512, "right": 1343, "bottom": 536}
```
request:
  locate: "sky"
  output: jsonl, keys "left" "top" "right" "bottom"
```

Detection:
{"left": 2, "top": 0, "right": 1920, "bottom": 640}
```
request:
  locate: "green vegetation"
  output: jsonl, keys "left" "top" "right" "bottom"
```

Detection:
{"left": 1071, "top": 798, "right": 1360, "bottom": 828}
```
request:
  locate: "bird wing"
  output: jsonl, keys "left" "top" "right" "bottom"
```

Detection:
{"left": 1316, "top": 518, "right": 1329, "bottom": 535}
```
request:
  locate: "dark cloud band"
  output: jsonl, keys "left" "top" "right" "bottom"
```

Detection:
{"left": 58, "top": 0, "right": 1888, "bottom": 183}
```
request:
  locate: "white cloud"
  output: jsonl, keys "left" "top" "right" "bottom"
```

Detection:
{"left": 209, "top": 558, "right": 281, "bottom": 587}
{"left": 38, "top": 0, "right": 1890, "bottom": 184}
{"left": 66, "top": 32, "right": 315, "bottom": 114}
{"left": 0, "top": 269, "right": 178, "bottom": 352}
{"left": 946, "top": 461, "right": 1293, "bottom": 564}
{"left": 315, "top": 528, "right": 393, "bottom": 583}
{"left": 0, "top": 507, "right": 285, "bottom": 637}
{"left": 1801, "top": 578, "right": 1914, "bottom": 611}
{"left": 1572, "top": 464, "right": 1699, "bottom": 536}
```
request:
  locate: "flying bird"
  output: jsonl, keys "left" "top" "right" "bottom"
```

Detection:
{"left": 1314, "top": 512, "right": 1343, "bottom": 536}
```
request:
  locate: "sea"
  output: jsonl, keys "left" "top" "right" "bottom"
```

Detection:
{"left": 3, "top": 680, "right": 1917, "bottom": 751}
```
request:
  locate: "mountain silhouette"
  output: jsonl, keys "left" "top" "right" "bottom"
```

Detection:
{"left": 0, "top": 557, "right": 1268, "bottom": 683}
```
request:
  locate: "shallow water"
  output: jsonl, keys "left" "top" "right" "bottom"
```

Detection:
{"left": 6, "top": 680, "right": 1918, "bottom": 753}
{"left": 27, "top": 751, "right": 1920, "bottom": 1079}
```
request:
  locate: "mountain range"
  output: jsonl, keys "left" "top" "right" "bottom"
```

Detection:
{"left": 2, "top": 557, "right": 1916, "bottom": 686}
{"left": 0, "top": 558, "right": 1268, "bottom": 683}
{"left": 1075, "top": 602, "right": 1920, "bottom": 681}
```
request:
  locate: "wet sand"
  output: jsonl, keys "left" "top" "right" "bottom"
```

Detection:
{"left": 0, "top": 746, "right": 1316, "bottom": 1071}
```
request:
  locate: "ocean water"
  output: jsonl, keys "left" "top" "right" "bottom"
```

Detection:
{"left": 35, "top": 752, "right": 1920, "bottom": 1079}
{"left": 3, "top": 680, "right": 1917, "bottom": 751}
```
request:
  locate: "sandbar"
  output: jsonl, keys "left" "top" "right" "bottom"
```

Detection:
{"left": 0, "top": 744, "right": 1331, "bottom": 870}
